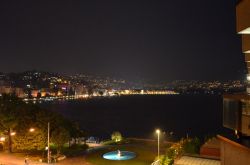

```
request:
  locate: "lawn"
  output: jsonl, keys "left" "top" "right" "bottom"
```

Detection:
{"left": 86, "top": 139, "right": 170, "bottom": 165}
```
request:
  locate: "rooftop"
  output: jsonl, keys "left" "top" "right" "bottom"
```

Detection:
{"left": 175, "top": 156, "right": 220, "bottom": 165}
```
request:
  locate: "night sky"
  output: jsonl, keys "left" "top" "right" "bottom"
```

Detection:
{"left": 0, "top": 0, "right": 245, "bottom": 81}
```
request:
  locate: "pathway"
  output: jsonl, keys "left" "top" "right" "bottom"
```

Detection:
{"left": 0, "top": 153, "right": 92, "bottom": 165}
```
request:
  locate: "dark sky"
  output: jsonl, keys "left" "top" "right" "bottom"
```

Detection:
{"left": 0, "top": 0, "right": 245, "bottom": 81}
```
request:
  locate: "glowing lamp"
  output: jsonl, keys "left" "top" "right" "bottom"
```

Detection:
{"left": 29, "top": 128, "right": 35, "bottom": 132}
{"left": 247, "top": 75, "right": 250, "bottom": 81}
{"left": 11, "top": 132, "right": 16, "bottom": 136}
{"left": 0, "top": 137, "right": 5, "bottom": 142}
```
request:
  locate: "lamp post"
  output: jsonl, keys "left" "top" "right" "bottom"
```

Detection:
{"left": 156, "top": 129, "right": 160, "bottom": 160}
{"left": 48, "top": 122, "right": 50, "bottom": 164}
{"left": 8, "top": 128, "right": 11, "bottom": 153}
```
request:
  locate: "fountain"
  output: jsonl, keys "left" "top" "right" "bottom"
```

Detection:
{"left": 117, "top": 150, "right": 121, "bottom": 157}
{"left": 103, "top": 150, "right": 136, "bottom": 160}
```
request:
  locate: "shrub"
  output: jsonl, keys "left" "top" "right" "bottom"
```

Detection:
{"left": 157, "top": 137, "right": 201, "bottom": 165}
{"left": 111, "top": 131, "right": 122, "bottom": 142}
{"left": 182, "top": 137, "right": 201, "bottom": 154}
{"left": 155, "top": 155, "right": 174, "bottom": 165}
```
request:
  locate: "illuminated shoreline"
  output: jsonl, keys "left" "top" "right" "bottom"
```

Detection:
{"left": 22, "top": 90, "right": 179, "bottom": 103}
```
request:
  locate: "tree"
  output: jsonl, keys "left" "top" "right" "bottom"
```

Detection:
{"left": 12, "top": 129, "right": 46, "bottom": 151}
{"left": 0, "top": 94, "right": 23, "bottom": 152}
{"left": 0, "top": 94, "right": 85, "bottom": 155}
{"left": 111, "top": 131, "right": 122, "bottom": 142}
{"left": 158, "top": 137, "right": 202, "bottom": 165}
{"left": 63, "top": 121, "right": 85, "bottom": 146}
{"left": 51, "top": 127, "right": 70, "bottom": 155}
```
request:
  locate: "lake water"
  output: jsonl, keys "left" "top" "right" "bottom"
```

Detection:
{"left": 41, "top": 95, "right": 225, "bottom": 140}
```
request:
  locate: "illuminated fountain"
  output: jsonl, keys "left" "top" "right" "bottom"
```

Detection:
{"left": 103, "top": 150, "right": 136, "bottom": 160}
{"left": 117, "top": 150, "right": 121, "bottom": 158}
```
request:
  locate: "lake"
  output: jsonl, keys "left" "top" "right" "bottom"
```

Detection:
{"left": 41, "top": 95, "right": 224, "bottom": 140}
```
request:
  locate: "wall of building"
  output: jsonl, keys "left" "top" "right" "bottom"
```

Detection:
{"left": 242, "top": 35, "right": 250, "bottom": 52}
{"left": 241, "top": 115, "right": 250, "bottom": 135}
{"left": 200, "top": 137, "right": 220, "bottom": 158}
{"left": 237, "top": 0, "right": 250, "bottom": 74}
{"left": 236, "top": 0, "right": 250, "bottom": 32}
{"left": 220, "top": 139, "right": 250, "bottom": 165}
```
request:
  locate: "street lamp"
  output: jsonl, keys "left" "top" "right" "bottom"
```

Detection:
{"left": 10, "top": 132, "right": 16, "bottom": 136}
{"left": 48, "top": 122, "right": 50, "bottom": 164}
{"left": 156, "top": 129, "right": 160, "bottom": 160}
{"left": 0, "top": 137, "right": 5, "bottom": 142}
{"left": 29, "top": 128, "right": 35, "bottom": 133}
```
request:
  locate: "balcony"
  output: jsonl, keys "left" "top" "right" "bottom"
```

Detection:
{"left": 236, "top": 0, "right": 250, "bottom": 33}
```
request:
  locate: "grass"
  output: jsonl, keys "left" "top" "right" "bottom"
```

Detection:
{"left": 86, "top": 139, "right": 170, "bottom": 165}
{"left": 62, "top": 144, "right": 88, "bottom": 157}
{"left": 101, "top": 139, "right": 130, "bottom": 145}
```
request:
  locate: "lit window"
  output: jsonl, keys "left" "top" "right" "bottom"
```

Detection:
{"left": 247, "top": 74, "right": 250, "bottom": 81}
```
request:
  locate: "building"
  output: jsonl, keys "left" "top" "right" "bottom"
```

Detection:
{"left": 0, "top": 86, "right": 25, "bottom": 98}
{"left": 0, "top": 86, "right": 12, "bottom": 95}
{"left": 200, "top": 137, "right": 220, "bottom": 159}
{"left": 174, "top": 156, "right": 220, "bottom": 165}
{"left": 75, "top": 84, "right": 88, "bottom": 96}
{"left": 218, "top": 0, "right": 250, "bottom": 165}
{"left": 13, "top": 88, "right": 25, "bottom": 98}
